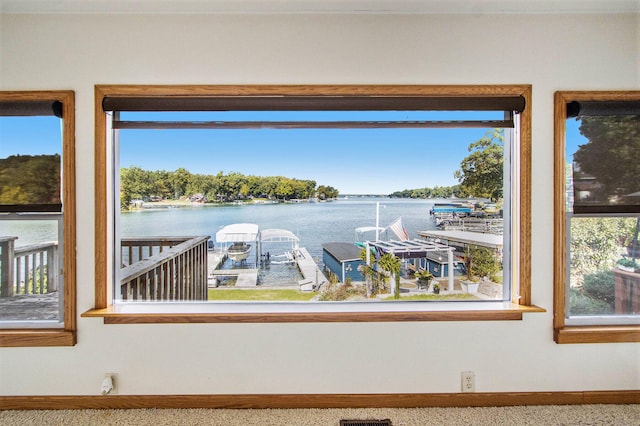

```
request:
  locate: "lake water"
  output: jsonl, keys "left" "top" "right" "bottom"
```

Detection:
{"left": 1, "top": 197, "right": 442, "bottom": 253}
{"left": 120, "top": 197, "right": 441, "bottom": 260}
{"left": 0, "top": 197, "right": 443, "bottom": 286}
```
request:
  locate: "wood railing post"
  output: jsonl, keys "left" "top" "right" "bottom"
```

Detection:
{"left": 119, "top": 236, "right": 210, "bottom": 302}
{"left": 0, "top": 237, "right": 17, "bottom": 297}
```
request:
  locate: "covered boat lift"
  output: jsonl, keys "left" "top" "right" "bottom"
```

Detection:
{"left": 366, "top": 239, "right": 456, "bottom": 292}
{"left": 258, "top": 228, "right": 300, "bottom": 263}
{"left": 215, "top": 223, "right": 260, "bottom": 265}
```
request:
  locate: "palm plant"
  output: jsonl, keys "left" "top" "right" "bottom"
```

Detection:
{"left": 379, "top": 252, "right": 402, "bottom": 299}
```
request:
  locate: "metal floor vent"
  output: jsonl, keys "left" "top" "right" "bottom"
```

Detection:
{"left": 340, "top": 420, "right": 392, "bottom": 426}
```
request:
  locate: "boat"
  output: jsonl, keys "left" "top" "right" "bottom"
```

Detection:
{"left": 430, "top": 202, "right": 473, "bottom": 215}
{"left": 227, "top": 242, "right": 251, "bottom": 262}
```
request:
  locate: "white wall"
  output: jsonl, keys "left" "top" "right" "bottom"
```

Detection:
{"left": 1, "top": 12, "right": 638, "bottom": 396}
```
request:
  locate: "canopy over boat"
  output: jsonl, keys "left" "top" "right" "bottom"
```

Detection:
{"left": 216, "top": 223, "right": 259, "bottom": 243}
{"left": 260, "top": 228, "right": 299, "bottom": 244}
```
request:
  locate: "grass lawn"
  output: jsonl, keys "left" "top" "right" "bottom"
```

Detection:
{"left": 208, "top": 288, "right": 317, "bottom": 301}
{"left": 398, "top": 293, "right": 480, "bottom": 301}
{"left": 209, "top": 288, "right": 480, "bottom": 302}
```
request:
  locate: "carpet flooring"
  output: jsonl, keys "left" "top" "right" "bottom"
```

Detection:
{"left": 1, "top": 405, "right": 639, "bottom": 425}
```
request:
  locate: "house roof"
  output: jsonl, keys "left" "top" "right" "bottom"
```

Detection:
{"left": 322, "top": 242, "right": 362, "bottom": 263}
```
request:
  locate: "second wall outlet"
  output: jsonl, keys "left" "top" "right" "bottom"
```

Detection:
{"left": 461, "top": 371, "right": 475, "bottom": 392}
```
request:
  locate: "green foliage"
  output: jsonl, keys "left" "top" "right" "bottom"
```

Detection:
{"left": 573, "top": 115, "right": 640, "bottom": 201}
{"left": 415, "top": 270, "right": 433, "bottom": 282}
{"left": 388, "top": 184, "right": 463, "bottom": 199}
{"left": 454, "top": 129, "right": 504, "bottom": 202}
{"left": 378, "top": 252, "right": 402, "bottom": 299}
{"left": 0, "top": 154, "right": 60, "bottom": 205}
{"left": 119, "top": 166, "right": 334, "bottom": 209}
{"left": 581, "top": 269, "right": 615, "bottom": 308}
{"left": 570, "top": 217, "right": 635, "bottom": 280}
{"left": 569, "top": 288, "right": 614, "bottom": 316}
{"left": 208, "top": 289, "right": 316, "bottom": 301}
{"left": 465, "top": 245, "right": 500, "bottom": 280}
{"left": 317, "top": 280, "right": 366, "bottom": 301}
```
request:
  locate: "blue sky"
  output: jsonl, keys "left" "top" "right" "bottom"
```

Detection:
{"left": 1, "top": 113, "right": 589, "bottom": 195}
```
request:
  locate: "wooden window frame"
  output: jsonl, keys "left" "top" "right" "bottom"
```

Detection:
{"left": 553, "top": 90, "right": 640, "bottom": 344}
{"left": 85, "top": 84, "right": 542, "bottom": 324}
{"left": 0, "top": 91, "right": 76, "bottom": 347}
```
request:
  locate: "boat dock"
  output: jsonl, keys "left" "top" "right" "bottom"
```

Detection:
{"left": 294, "top": 247, "right": 327, "bottom": 290}
{"left": 207, "top": 245, "right": 326, "bottom": 290}
{"left": 209, "top": 268, "right": 259, "bottom": 287}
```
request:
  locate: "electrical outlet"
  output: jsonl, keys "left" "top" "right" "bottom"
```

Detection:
{"left": 461, "top": 371, "right": 475, "bottom": 392}
{"left": 102, "top": 373, "right": 118, "bottom": 395}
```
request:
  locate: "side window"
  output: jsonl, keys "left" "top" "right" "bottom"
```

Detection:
{"left": 0, "top": 92, "right": 76, "bottom": 346}
{"left": 554, "top": 91, "right": 640, "bottom": 343}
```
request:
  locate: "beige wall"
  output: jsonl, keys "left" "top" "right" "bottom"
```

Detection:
{"left": 1, "top": 12, "right": 638, "bottom": 396}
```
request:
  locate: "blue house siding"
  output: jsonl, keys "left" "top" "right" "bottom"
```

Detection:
{"left": 322, "top": 242, "right": 365, "bottom": 283}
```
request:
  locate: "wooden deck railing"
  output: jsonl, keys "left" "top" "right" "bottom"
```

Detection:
{"left": 0, "top": 237, "right": 59, "bottom": 297}
{"left": 119, "top": 236, "right": 210, "bottom": 301}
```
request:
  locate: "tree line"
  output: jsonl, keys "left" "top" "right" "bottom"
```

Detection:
{"left": 120, "top": 166, "right": 339, "bottom": 209}
{"left": 0, "top": 154, "right": 60, "bottom": 205}
{"left": 389, "top": 129, "right": 505, "bottom": 201}
{"left": 388, "top": 185, "right": 463, "bottom": 199}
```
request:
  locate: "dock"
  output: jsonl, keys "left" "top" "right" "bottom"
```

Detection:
{"left": 207, "top": 245, "right": 326, "bottom": 290}
{"left": 209, "top": 268, "right": 259, "bottom": 287}
{"left": 294, "top": 247, "right": 327, "bottom": 290}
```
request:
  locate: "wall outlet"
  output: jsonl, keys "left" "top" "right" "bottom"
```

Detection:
{"left": 102, "top": 373, "right": 118, "bottom": 395}
{"left": 461, "top": 371, "right": 475, "bottom": 392}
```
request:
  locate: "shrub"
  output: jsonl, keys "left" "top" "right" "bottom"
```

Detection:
{"left": 581, "top": 269, "right": 615, "bottom": 308}
{"left": 318, "top": 279, "right": 366, "bottom": 301}
{"left": 569, "top": 288, "right": 613, "bottom": 316}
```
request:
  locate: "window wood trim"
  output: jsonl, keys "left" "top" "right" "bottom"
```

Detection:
{"left": 0, "top": 90, "right": 76, "bottom": 347}
{"left": 93, "top": 84, "right": 535, "bottom": 322}
{"left": 553, "top": 90, "right": 640, "bottom": 344}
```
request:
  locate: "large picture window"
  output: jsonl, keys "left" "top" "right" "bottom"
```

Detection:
{"left": 0, "top": 91, "right": 76, "bottom": 346}
{"left": 554, "top": 91, "right": 640, "bottom": 344}
{"left": 86, "top": 85, "right": 537, "bottom": 324}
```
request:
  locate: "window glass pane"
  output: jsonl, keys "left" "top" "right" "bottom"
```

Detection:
{"left": 0, "top": 219, "right": 62, "bottom": 324}
{"left": 114, "top": 111, "right": 510, "bottom": 304}
{"left": 567, "top": 216, "right": 639, "bottom": 317}
{"left": 565, "top": 111, "right": 640, "bottom": 319}
{"left": 0, "top": 116, "right": 62, "bottom": 211}
{"left": 567, "top": 114, "right": 640, "bottom": 213}
{"left": 0, "top": 115, "right": 64, "bottom": 325}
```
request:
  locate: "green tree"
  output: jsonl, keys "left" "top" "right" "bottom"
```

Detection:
{"left": 454, "top": 129, "right": 504, "bottom": 202}
{"left": 465, "top": 245, "right": 500, "bottom": 280}
{"left": 573, "top": 115, "right": 640, "bottom": 200}
{"left": 379, "top": 252, "right": 402, "bottom": 299}
{"left": 0, "top": 154, "right": 60, "bottom": 205}
{"left": 570, "top": 217, "right": 635, "bottom": 282}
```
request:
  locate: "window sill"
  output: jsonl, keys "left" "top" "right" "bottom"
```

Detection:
{"left": 554, "top": 325, "right": 640, "bottom": 344}
{"left": 82, "top": 302, "right": 545, "bottom": 324}
{"left": 0, "top": 329, "right": 76, "bottom": 347}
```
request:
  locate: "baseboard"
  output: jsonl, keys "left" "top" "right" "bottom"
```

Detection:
{"left": 1, "top": 390, "right": 638, "bottom": 410}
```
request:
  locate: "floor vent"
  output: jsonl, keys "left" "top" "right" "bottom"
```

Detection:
{"left": 340, "top": 420, "right": 392, "bottom": 426}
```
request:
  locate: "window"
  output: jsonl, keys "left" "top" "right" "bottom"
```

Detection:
{"left": 554, "top": 91, "right": 640, "bottom": 343}
{"left": 0, "top": 91, "right": 76, "bottom": 346}
{"left": 86, "top": 85, "right": 539, "bottom": 323}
